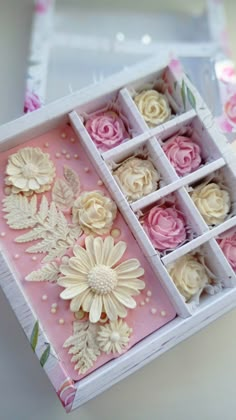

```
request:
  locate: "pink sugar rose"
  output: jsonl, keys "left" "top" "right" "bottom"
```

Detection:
{"left": 163, "top": 135, "right": 202, "bottom": 176}
{"left": 143, "top": 206, "right": 187, "bottom": 251}
{"left": 218, "top": 232, "right": 236, "bottom": 271}
{"left": 24, "top": 89, "right": 41, "bottom": 113}
{"left": 85, "top": 111, "right": 129, "bottom": 151}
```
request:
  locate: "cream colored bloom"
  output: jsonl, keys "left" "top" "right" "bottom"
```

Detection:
{"left": 168, "top": 254, "right": 210, "bottom": 301}
{"left": 72, "top": 191, "right": 117, "bottom": 235}
{"left": 97, "top": 319, "right": 132, "bottom": 354}
{"left": 134, "top": 89, "right": 171, "bottom": 127}
{"left": 114, "top": 157, "right": 160, "bottom": 202}
{"left": 5, "top": 147, "right": 55, "bottom": 195}
{"left": 58, "top": 236, "right": 145, "bottom": 323}
{"left": 191, "top": 182, "right": 230, "bottom": 226}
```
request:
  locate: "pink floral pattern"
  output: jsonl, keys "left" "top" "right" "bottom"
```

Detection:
{"left": 224, "top": 94, "right": 236, "bottom": 127}
{"left": 24, "top": 89, "right": 41, "bottom": 113}
{"left": 57, "top": 378, "right": 76, "bottom": 413}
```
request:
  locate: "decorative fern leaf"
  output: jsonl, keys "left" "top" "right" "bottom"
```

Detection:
{"left": 25, "top": 262, "right": 60, "bottom": 282}
{"left": 38, "top": 195, "right": 48, "bottom": 221}
{"left": 63, "top": 165, "right": 80, "bottom": 197}
{"left": 2, "top": 194, "right": 38, "bottom": 229}
{"left": 14, "top": 197, "right": 82, "bottom": 263}
{"left": 64, "top": 321, "right": 100, "bottom": 374}
{"left": 52, "top": 179, "right": 74, "bottom": 210}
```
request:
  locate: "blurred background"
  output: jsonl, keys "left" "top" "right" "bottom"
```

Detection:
{"left": 0, "top": 1, "right": 236, "bottom": 419}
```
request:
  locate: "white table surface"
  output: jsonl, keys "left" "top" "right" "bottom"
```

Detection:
{"left": 1, "top": 1, "right": 236, "bottom": 419}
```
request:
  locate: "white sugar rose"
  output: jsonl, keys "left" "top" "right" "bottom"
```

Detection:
{"left": 191, "top": 182, "right": 230, "bottom": 226}
{"left": 134, "top": 89, "right": 171, "bottom": 127}
{"left": 168, "top": 254, "right": 210, "bottom": 301}
{"left": 114, "top": 157, "right": 160, "bottom": 202}
{"left": 72, "top": 191, "right": 117, "bottom": 235}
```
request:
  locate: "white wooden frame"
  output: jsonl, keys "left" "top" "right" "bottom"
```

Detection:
{"left": 2, "top": 56, "right": 236, "bottom": 412}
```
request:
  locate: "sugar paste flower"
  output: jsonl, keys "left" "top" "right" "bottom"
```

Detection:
{"left": 85, "top": 111, "right": 129, "bottom": 151}
{"left": 218, "top": 231, "right": 236, "bottom": 271}
{"left": 72, "top": 191, "right": 117, "bottom": 235}
{"left": 114, "top": 157, "right": 160, "bottom": 202}
{"left": 97, "top": 319, "right": 132, "bottom": 354}
{"left": 163, "top": 135, "right": 202, "bottom": 176}
{"left": 5, "top": 147, "right": 55, "bottom": 195}
{"left": 168, "top": 254, "right": 211, "bottom": 302}
{"left": 143, "top": 205, "right": 187, "bottom": 251}
{"left": 58, "top": 236, "right": 145, "bottom": 323}
{"left": 134, "top": 89, "right": 171, "bottom": 127}
{"left": 191, "top": 182, "right": 230, "bottom": 226}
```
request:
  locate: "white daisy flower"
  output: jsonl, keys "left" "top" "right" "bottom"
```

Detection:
{"left": 97, "top": 319, "right": 132, "bottom": 354}
{"left": 58, "top": 236, "right": 145, "bottom": 323}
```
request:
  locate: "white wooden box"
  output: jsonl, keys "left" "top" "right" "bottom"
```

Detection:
{"left": 1, "top": 56, "right": 236, "bottom": 413}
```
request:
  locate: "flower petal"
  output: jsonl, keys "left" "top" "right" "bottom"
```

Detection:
{"left": 115, "top": 259, "right": 141, "bottom": 274}
{"left": 28, "top": 179, "right": 40, "bottom": 190}
{"left": 110, "top": 295, "right": 128, "bottom": 318}
{"left": 115, "top": 285, "right": 140, "bottom": 296}
{"left": 118, "top": 279, "right": 145, "bottom": 290}
{"left": 103, "top": 294, "right": 118, "bottom": 321}
{"left": 58, "top": 277, "right": 88, "bottom": 287}
{"left": 85, "top": 236, "right": 96, "bottom": 265}
{"left": 106, "top": 241, "right": 127, "bottom": 267}
{"left": 60, "top": 283, "right": 88, "bottom": 299}
{"left": 102, "top": 236, "right": 114, "bottom": 264}
{"left": 82, "top": 291, "right": 94, "bottom": 312}
{"left": 70, "top": 289, "right": 90, "bottom": 312}
{"left": 89, "top": 294, "right": 103, "bottom": 323}
{"left": 93, "top": 237, "right": 103, "bottom": 265}
{"left": 13, "top": 177, "right": 28, "bottom": 189}
{"left": 69, "top": 257, "right": 90, "bottom": 276}
{"left": 59, "top": 265, "right": 86, "bottom": 280}
{"left": 113, "top": 290, "right": 137, "bottom": 309}
{"left": 73, "top": 245, "right": 92, "bottom": 271}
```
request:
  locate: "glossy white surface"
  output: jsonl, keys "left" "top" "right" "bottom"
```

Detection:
{"left": 0, "top": 1, "right": 236, "bottom": 419}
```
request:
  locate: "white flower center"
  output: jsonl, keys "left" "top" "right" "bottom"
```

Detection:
{"left": 87, "top": 264, "right": 117, "bottom": 295}
{"left": 22, "top": 163, "right": 38, "bottom": 178}
{"left": 110, "top": 331, "right": 121, "bottom": 343}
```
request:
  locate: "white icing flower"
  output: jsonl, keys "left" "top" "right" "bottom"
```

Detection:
{"left": 114, "top": 157, "right": 160, "bottom": 202}
{"left": 58, "top": 236, "right": 145, "bottom": 323}
{"left": 97, "top": 319, "right": 132, "bottom": 354}
{"left": 191, "top": 182, "right": 230, "bottom": 226}
{"left": 72, "top": 191, "right": 117, "bottom": 235}
{"left": 168, "top": 254, "right": 210, "bottom": 301}
{"left": 5, "top": 147, "right": 55, "bottom": 195}
{"left": 134, "top": 89, "right": 171, "bottom": 127}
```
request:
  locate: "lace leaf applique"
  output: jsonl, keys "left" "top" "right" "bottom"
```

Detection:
{"left": 52, "top": 179, "right": 74, "bottom": 211}
{"left": 63, "top": 165, "right": 80, "bottom": 197}
{"left": 2, "top": 194, "right": 38, "bottom": 229}
{"left": 26, "top": 261, "right": 60, "bottom": 282}
{"left": 63, "top": 321, "right": 100, "bottom": 375}
{"left": 9, "top": 196, "right": 82, "bottom": 263}
{"left": 52, "top": 166, "right": 80, "bottom": 211}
